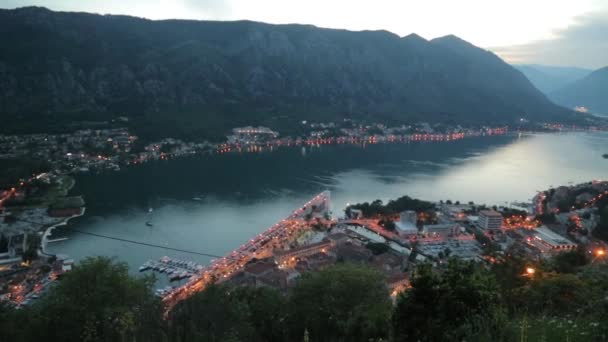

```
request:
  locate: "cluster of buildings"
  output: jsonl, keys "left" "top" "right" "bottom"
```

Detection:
{"left": 222, "top": 195, "right": 572, "bottom": 298}
{"left": 214, "top": 120, "right": 518, "bottom": 155}
{"left": 224, "top": 223, "right": 410, "bottom": 298}
{"left": 356, "top": 185, "right": 608, "bottom": 268}
{"left": 226, "top": 126, "right": 279, "bottom": 145}
{"left": 0, "top": 255, "right": 73, "bottom": 307}
{"left": 406, "top": 207, "right": 483, "bottom": 261}
{"left": 304, "top": 121, "right": 506, "bottom": 139}
{"left": 431, "top": 186, "right": 607, "bottom": 262}
{"left": 0, "top": 128, "right": 218, "bottom": 175}
{"left": 129, "top": 138, "right": 213, "bottom": 165}
{"left": 0, "top": 172, "right": 84, "bottom": 308}
{"left": 0, "top": 128, "right": 135, "bottom": 173}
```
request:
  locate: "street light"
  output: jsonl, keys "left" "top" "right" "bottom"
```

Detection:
{"left": 596, "top": 249, "right": 605, "bottom": 257}
{"left": 525, "top": 267, "right": 535, "bottom": 276}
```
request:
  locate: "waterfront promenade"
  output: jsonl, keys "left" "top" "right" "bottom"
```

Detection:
{"left": 163, "top": 191, "right": 331, "bottom": 311}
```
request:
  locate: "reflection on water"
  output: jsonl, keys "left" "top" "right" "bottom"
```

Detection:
{"left": 48, "top": 132, "right": 608, "bottom": 274}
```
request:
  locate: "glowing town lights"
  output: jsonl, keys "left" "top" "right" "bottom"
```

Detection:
{"left": 525, "top": 267, "right": 535, "bottom": 276}
{"left": 596, "top": 249, "right": 606, "bottom": 257}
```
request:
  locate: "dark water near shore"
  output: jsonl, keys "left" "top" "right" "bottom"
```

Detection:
{"left": 48, "top": 132, "right": 608, "bottom": 275}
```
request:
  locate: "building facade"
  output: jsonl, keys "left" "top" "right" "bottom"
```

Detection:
{"left": 477, "top": 210, "right": 503, "bottom": 230}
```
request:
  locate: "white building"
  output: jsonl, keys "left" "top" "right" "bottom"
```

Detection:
{"left": 477, "top": 210, "right": 503, "bottom": 230}
{"left": 227, "top": 126, "right": 279, "bottom": 144}
{"left": 534, "top": 226, "right": 577, "bottom": 251}
{"left": 396, "top": 210, "right": 418, "bottom": 236}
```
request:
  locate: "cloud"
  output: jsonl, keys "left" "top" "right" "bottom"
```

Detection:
{"left": 181, "top": 0, "right": 233, "bottom": 18}
{"left": 492, "top": 10, "right": 608, "bottom": 69}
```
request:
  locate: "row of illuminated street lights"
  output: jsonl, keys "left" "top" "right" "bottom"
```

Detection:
{"left": 216, "top": 129, "right": 508, "bottom": 154}
{"left": 165, "top": 219, "right": 305, "bottom": 305}
{"left": 163, "top": 193, "right": 331, "bottom": 310}
{"left": 0, "top": 187, "right": 17, "bottom": 208}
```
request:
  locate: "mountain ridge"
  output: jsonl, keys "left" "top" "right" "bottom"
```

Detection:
{"left": 515, "top": 64, "right": 592, "bottom": 94}
{"left": 0, "top": 7, "right": 580, "bottom": 140}
{"left": 549, "top": 66, "right": 608, "bottom": 116}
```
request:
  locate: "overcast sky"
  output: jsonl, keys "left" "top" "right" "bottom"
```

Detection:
{"left": 2, "top": 0, "right": 607, "bottom": 69}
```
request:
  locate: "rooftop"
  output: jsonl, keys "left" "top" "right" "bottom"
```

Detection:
{"left": 479, "top": 210, "right": 503, "bottom": 218}
{"left": 243, "top": 262, "right": 276, "bottom": 276}
{"left": 534, "top": 226, "right": 576, "bottom": 247}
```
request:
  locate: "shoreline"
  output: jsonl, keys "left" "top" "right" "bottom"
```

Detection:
{"left": 35, "top": 130, "right": 605, "bottom": 260}
{"left": 40, "top": 207, "right": 86, "bottom": 256}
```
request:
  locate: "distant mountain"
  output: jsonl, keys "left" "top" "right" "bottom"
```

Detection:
{"left": 515, "top": 64, "right": 591, "bottom": 94}
{"left": 0, "top": 7, "right": 579, "bottom": 140}
{"left": 549, "top": 67, "right": 608, "bottom": 116}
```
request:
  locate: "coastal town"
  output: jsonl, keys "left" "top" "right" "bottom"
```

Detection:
{"left": 152, "top": 179, "right": 608, "bottom": 310}
{"left": 1, "top": 118, "right": 607, "bottom": 308}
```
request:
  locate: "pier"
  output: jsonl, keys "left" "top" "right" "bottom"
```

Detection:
{"left": 162, "top": 191, "right": 331, "bottom": 312}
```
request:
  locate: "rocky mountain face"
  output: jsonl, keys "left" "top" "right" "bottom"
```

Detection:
{"left": 550, "top": 67, "right": 608, "bottom": 116}
{"left": 0, "top": 7, "right": 577, "bottom": 140}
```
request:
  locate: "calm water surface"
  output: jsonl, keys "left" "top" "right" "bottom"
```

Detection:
{"left": 48, "top": 132, "right": 608, "bottom": 273}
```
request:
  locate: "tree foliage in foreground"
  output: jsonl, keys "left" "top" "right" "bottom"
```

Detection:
{"left": 288, "top": 263, "right": 393, "bottom": 342}
{"left": 393, "top": 259, "right": 511, "bottom": 342}
{"left": 3, "top": 255, "right": 608, "bottom": 341}
{"left": 169, "top": 285, "right": 286, "bottom": 342}
{"left": 17, "top": 257, "right": 165, "bottom": 342}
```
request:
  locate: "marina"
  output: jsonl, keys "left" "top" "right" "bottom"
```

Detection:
{"left": 140, "top": 256, "right": 205, "bottom": 288}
